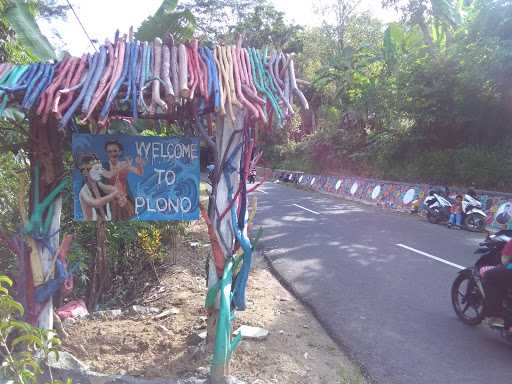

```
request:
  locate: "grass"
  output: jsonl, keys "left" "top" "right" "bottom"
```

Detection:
{"left": 338, "top": 365, "right": 368, "bottom": 384}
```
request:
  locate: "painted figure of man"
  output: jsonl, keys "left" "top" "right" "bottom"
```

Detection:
{"left": 78, "top": 154, "right": 119, "bottom": 221}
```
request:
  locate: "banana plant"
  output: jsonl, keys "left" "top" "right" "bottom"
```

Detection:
{"left": 2, "top": 0, "right": 55, "bottom": 60}
{"left": 383, "top": 0, "right": 474, "bottom": 50}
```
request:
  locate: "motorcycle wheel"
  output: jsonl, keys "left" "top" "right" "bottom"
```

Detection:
{"left": 451, "top": 273, "right": 485, "bottom": 326}
{"left": 464, "top": 214, "right": 485, "bottom": 232}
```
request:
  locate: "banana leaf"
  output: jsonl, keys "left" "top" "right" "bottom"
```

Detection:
{"left": 5, "top": 0, "right": 55, "bottom": 60}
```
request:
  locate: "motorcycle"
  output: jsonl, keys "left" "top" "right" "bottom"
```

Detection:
{"left": 424, "top": 191, "right": 452, "bottom": 224}
{"left": 424, "top": 189, "right": 487, "bottom": 232}
{"left": 451, "top": 230, "right": 512, "bottom": 342}
{"left": 462, "top": 193, "right": 487, "bottom": 232}
{"left": 248, "top": 168, "right": 257, "bottom": 183}
{"left": 206, "top": 164, "right": 215, "bottom": 185}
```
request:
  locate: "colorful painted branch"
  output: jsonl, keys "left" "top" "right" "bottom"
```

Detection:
{"left": 149, "top": 38, "right": 167, "bottom": 114}
{"left": 178, "top": 43, "right": 190, "bottom": 98}
{"left": 23, "top": 164, "right": 66, "bottom": 237}
{"left": 200, "top": 204, "right": 225, "bottom": 276}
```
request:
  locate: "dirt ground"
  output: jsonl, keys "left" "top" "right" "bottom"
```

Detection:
{"left": 61, "top": 220, "right": 366, "bottom": 384}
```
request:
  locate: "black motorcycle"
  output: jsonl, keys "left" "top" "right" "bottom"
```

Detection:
{"left": 451, "top": 230, "right": 512, "bottom": 341}
{"left": 424, "top": 190, "right": 452, "bottom": 224}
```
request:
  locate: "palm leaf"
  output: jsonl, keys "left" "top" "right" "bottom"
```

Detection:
{"left": 5, "top": 0, "right": 55, "bottom": 60}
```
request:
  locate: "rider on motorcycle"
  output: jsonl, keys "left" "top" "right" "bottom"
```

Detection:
{"left": 483, "top": 239, "right": 512, "bottom": 328}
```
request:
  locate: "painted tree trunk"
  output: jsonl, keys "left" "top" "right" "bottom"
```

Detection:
{"left": 208, "top": 108, "right": 245, "bottom": 383}
{"left": 28, "top": 116, "right": 64, "bottom": 330}
{"left": 36, "top": 196, "right": 62, "bottom": 329}
{"left": 86, "top": 217, "right": 107, "bottom": 311}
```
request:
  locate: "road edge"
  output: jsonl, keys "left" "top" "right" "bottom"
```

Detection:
{"left": 260, "top": 248, "right": 377, "bottom": 384}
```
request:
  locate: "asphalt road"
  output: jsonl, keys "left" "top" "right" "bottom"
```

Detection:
{"left": 252, "top": 181, "right": 512, "bottom": 384}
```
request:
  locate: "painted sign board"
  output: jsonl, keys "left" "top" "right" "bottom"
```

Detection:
{"left": 72, "top": 134, "right": 200, "bottom": 221}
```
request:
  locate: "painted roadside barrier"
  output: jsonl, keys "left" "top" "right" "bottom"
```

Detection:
{"left": 272, "top": 169, "right": 512, "bottom": 233}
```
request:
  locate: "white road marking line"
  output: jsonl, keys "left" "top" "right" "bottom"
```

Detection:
{"left": 248, "top": 188, "right": 267, "bottom": 194}
{"left": 396, "top": 243, "right": 465, "bottom": 270}
{"left": 293, "top": 203, "right": 320, "bottom": 215}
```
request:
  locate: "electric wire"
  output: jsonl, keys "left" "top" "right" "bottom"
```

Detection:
{"left": 65, "top": 0, "right": 98, "bottom": 52}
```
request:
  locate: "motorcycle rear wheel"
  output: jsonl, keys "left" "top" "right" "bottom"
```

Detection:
{"left": 451, "top": 273, "right": 485, "bottom": 326}
{"left": 464, "top": 214, "right": 485, "bottom": 232}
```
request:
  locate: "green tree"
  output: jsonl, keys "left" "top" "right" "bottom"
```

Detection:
{"left": 136, "top": 0, "right": 196, "bottom": 42}
{"left": 177, "top": 0, "right": 266, "bottom": 39}
{"left": 228, "top": 2, "right": 303, "bottom": 50}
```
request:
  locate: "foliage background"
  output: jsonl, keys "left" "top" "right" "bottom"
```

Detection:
{"left": 2, "top": 0, "right": 512, "bottom": 307}
{"left": 262, "top": 0, "right": 512, "bottom": 192}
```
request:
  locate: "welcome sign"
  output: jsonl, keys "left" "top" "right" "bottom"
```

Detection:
{"left": 72, "top": 134, "right": 200, "bottom": 221}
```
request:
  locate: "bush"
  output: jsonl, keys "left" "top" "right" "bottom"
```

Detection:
{"left": 371, "top": 144, "right": 512, "bottom": 191}
{"left": 66, "top": 220, "right": 187, "bottom": 306}
{"left": 0, "top": 276, "right": 70, "bottom": 384}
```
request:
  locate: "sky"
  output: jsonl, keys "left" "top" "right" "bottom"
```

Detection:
{"left": 39, "top": 0, "right": 400, "bottom": 56}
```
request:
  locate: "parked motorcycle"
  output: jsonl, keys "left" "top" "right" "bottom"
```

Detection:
{"left": 423, "top": 188, "right": 487, "bottom": 232}
{"left": 462, "top": 190, "right": 487, "bottom": 232}
{"left": 451, "top": 230, "right": 512, "bottom": 342}
{"left": 424, "top": 190, "right": 452, "bottom": 224}
{"left": 248, "top": 168, "right": 257, "bottom": 183}
{"left": 206, "top": 164, "right": 215, "bottom": 185}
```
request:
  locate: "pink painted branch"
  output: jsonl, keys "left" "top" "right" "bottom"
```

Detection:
{"left": 186, "top": 46, "right": 197, "bottom": 99}
{"left": 178, "top": 43, "right": 190, "bottom": 98}
{"left": 150, "top": 37, "right": 167, "bottom": 114}
{"left": 37, "top": 56, "right": 75, "bottom": 122}
{"left": 97, "top": 38, "right": 127, "bottom": 129}
{"left": 193, "top": 39, "right": 208, "bottom": 100}
{"left": 105, "top": 37, "right": 125, "bottom": 97}
{"left": 232, "top": 43, "right": 259, "bottom": 119}
{"left": 241, "top": 84, "right": 265, "bottom": 105}
{"left": 53, "top": 54, "right": 88, "bottom": 119}
{"left": 161, "top": 45, "right": 175, "bottom": 105}
{"left": 170, "top": 45, "right": 179, "bottom": 101}
{"left": 236, "top": 39, "right": 248, "bottom": 85}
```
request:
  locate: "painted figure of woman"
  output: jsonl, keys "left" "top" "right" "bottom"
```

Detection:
{"left": 102, "top": 140, "right": 144, "bottom": 220}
